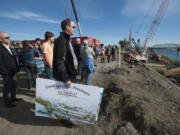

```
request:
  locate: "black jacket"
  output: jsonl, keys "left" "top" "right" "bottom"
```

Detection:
{"left": 53, "top": 32, "right": 76, "bottom": 82}
{"left": 0, "top": 43, "right": 19, "bottom": 78}
{"left": 73, "top": 43, "right": 82, "bottom": 60}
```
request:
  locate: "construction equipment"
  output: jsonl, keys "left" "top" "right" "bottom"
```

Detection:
{"left": 143, "top": 0, "right": 170, "bottom": 54}
{"left": 131, "top": 38, "right": 141, "bottom": 54}
{"left": 135, "top": 0, "right": 156, "bottom": 35}
{"left": 71, "top": 0, "right": 83, "bottom": 37}
{"left": 124, "top": 0, "right": 170, "bottom": 64}
{"left": 123, "top": 38, "right": 148, "bottom": 63}
{"left": 154, "top": 67, "right": 180, "bottom": 83}
{"left": 163, "top": 68, "right": 180, "bottom": 77}
{"left": 148, "top": 48, "right": 171, "bottom": 65}
{"left": 123, "top": 49, "right": 148, "bottom": 64}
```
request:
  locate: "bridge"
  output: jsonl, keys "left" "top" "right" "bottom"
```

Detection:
{"left": 150, "top": 43, "right": 180, "bottom": 49}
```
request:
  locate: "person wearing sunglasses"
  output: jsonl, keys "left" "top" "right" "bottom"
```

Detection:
{"left": 0, "top": 32, "right": 21, "bottom": 108}
{"left": 53, "top": 18, "right": 78, "bottom": 88}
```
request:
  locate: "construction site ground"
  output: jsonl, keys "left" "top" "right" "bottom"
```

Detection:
{"left": 0, "top": 57, "right": 180, "bottom": 135}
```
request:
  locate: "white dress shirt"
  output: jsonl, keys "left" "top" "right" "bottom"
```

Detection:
{"left": 2, "top": 43, "right": 13, "bottom": 55}
{"left": 69, "top": 41, "right": 78, "bottom": 70}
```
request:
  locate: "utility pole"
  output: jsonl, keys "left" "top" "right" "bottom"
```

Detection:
{"left": 119, "top": 43, "right": 121, "bottom": 68}
{"left": 129, "top": 28, "right": 132, "bottom": 45}
{"left": 71, "top": 0, "right": 82, "bottom": 37}
{"left": 128, "top": 28, "right": 132, "bottom": 49}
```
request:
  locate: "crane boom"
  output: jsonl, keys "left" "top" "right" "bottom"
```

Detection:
{"left": 143, "top": 0, "right": 170, "bottom": 53}
{"left": 131, "top": 38, "right": 141, "bottom": 54}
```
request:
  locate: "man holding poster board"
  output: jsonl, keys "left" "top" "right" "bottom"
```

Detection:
{"left": 53, "top": 18, "right": 78, "bottom": 88}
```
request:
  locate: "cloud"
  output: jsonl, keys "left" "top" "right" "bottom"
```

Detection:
{"left": 0, "top": 11, "right": 59, "bottom": 24}
{"left": 122, "top": 0, "right": 180, "bottom": 18}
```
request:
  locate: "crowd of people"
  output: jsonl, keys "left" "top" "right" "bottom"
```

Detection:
{"left": 0, "top": 18, "right": 117, "bottom": 108}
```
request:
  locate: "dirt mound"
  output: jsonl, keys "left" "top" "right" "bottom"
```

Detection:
{"left": 95, "top": 63, "right": 180, "bottom": 135}
{"left": 0, "top": 60, "right": 180, "bottom": 135}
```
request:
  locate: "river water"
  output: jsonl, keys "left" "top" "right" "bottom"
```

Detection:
{"left": 153, "top": 48, "right": 180, "bottom": 61}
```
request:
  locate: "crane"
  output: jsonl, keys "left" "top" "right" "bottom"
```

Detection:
{"left": 131, "top": 38, "right": 141, "bottom": 54}
{"left": 135, "top": 0, "right": 156, "bottom": 35}
{"left": 143, "top": 0, "right": 170, "bottom": 54}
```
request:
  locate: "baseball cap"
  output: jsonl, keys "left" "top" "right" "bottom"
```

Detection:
{"left": 82, "top": 40, "right": 89, "bottom": 45}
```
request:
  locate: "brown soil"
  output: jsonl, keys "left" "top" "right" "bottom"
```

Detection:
{"left": 0, "top": 58, "right": 180, "bottom": 135}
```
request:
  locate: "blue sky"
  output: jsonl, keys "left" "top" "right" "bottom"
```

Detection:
{"left": 0, "top": 0, "right": 180, "bottom": 46}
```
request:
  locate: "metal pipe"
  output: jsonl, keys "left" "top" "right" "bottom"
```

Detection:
{"left": 71, "top": 0, "right": 82, "bottom": 37}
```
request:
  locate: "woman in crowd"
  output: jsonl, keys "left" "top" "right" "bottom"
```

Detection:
{"left": 80, "top": 40, "right": 95, "bottom": 85}
{"left": 22, "top": 40, "right": 37, "bottom": 89}
{"left": 33, "top": 41, "right": 44, "bottom": 78}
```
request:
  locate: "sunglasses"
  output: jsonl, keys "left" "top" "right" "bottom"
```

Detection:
{"left": 4, "top": 37, "right": 10, "bottom": 39}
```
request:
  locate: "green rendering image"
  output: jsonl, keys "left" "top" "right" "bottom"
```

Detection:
{"left": 36, "top": 96, "right": 97, "bottom": 123}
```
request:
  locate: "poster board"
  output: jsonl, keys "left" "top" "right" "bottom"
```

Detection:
{"left": 35, "top": 78, "right": 103, "bottom": 124}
